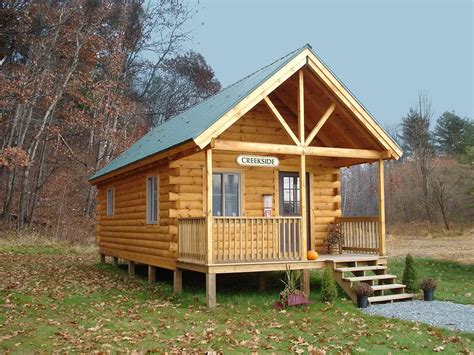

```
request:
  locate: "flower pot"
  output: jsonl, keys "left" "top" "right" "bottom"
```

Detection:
{"left": 357, "top": 295, "right": 369, "bottom": 308}
{"left": 328, "top": 244, "right": 340, "bottom": 255}
{"left": 423, "top": 288, "right": 435, "bottom": 301}
{"left": 287, "top": 294, "right": 310, "bottom": 306}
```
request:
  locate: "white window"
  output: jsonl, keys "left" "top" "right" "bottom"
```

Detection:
{"left": 147, "top": 176, "right": 158, "bottom": 224}
{"left": 106, "top": 188, "right": 114, "bottom": 216}
{"left": 212, "top": 173, "right": 241, "bottom": 216}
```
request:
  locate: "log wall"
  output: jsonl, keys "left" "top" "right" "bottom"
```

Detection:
{"left": 96, "top": 102, "right": 341, "bottom": 267}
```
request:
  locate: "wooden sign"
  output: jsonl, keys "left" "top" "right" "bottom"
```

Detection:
{"left": 236, "top": 155, "right": 279, "bottom": 168}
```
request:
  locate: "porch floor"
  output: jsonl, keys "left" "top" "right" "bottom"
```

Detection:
{"left": 176, "top": 253, "right": 386, "bottom": 274}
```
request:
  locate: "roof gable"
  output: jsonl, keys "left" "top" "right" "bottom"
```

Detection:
{"left": 89, "top": 45, "right": 310, "bottom": 181}
{"left": 90, "top": 44, "right": 402, "bottom": 183}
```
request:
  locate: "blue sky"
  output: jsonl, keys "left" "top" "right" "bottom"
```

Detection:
{"left": 184, "top": 0, "right": 473, "bottom": 129}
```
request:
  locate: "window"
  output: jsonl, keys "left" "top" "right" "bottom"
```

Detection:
{"left": 282, "top": 175, "right": 300, "bottom": 215}
{"left": 106, "top": 188, "right": 114, "bottom": 216}
{"left": 212, "top": 173, "right": 241, "bottom": 216}
{"left": 147, "top": 176, "right": 158, "bottom": 224}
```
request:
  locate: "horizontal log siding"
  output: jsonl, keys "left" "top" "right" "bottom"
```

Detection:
{"left": 97, "top": 161, "right": 177, "bottom": 270}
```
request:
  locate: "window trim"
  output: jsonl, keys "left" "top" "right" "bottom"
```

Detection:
{"left": 146, "top": 175, "right": 159, "bottom": 224}
{"left": 212, "top": 171, "right": 242, "bottom": 217}
{"left": 106, "top": 187, "right": 115, "bottom": 217}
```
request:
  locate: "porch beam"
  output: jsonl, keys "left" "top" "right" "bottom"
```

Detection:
{"left": 206, "top": 148, "right": 213, "bottom": 264}
{"left": 305, "top": 103, "right": 336, "bottom": 146}
{"left": 212, "top": 139, "right": 390, "bottom": 159}
{"left": 298, "top": 70, "right": 305, "bottom": 143}
{"left": 263, "top": 96, "right": 300, "bottom": 146}
{"left": 378, "top": 159, "right": 386, "bottom": 256}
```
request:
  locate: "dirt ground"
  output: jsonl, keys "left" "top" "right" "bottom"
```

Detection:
{"left": 387, "top": 228, "right": 474, "bottom": 263}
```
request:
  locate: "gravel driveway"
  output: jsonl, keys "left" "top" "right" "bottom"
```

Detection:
{"left": 362, "top": 300, "right": 474, "bottom": 333}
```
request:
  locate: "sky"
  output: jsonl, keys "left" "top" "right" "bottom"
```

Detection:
{"left": 184, "top": 0, "right": 473, "bottom": 130}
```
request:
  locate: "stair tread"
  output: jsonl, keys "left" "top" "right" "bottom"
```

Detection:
{"left": 371, "top": 283, "right": 406, "bottom": 291}
{"left": 336, "top": 266, "right": 387, "bottom": 272}
{"left": 369, "top": 293, "right": 414, "bottom": 302}
{"left": 343, "top": 274, "right": 396, "bottom": 282}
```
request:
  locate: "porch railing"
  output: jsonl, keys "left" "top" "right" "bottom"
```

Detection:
{"left": 177, "top": 217, "right": 207, "bottom": 264}
{"left": 178, "top": 217, "right": 302, "bottom": 265}
{"left": 213, "top": 217, "right": 302, "bottom": 263}
{"left": 336, "top": 216, "right": 380, "bottom": 254}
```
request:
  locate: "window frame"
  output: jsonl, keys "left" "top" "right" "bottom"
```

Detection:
{"left": 146, "top": 175, "right": 159, "bottom": 224}
{"left": 212, "top": 171, "right": 242, "bottom": 217}
{"left": 106, "top": 187, "right": 115, "bottom": 217}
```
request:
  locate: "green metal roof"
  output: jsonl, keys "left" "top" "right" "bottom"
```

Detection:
{"left": 89, "top": 44, "right": 310, "bottom": 181}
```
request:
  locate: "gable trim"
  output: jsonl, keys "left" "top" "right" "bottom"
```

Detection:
{"left": 306, "top": 55, "right": 402, "bottom": 159}
{"left": 193, "top": 52, "right": 308, "bottom": 148}
{"left": 195, "top": 47, "right": 402, "bottom": 160}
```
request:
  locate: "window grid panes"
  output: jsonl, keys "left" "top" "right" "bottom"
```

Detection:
{"left": 282, "top": 176, "right": 300, "bottom": 215}
{"left": 147, "top": 176, "right": 158, "bottom": 223}
{"left": 212, "top": 173, "right": 241, "bottom": 216}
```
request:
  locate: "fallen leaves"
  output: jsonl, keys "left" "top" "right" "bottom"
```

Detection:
{"left": 0, "top": 249, "right": 473, "bottom": 354}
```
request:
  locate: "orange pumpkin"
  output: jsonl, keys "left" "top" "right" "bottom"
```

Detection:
{"left": 307, "top": 250, "right": 319, "bottom": 260}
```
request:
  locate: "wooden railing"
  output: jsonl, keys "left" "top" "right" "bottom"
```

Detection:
{"left": 213, "top": 217, "right": 302, "bottom": 263}
{"left": 177, "top": 218, "right": 207, "bottom": 264}
{"left": 336, "top": 216, "right": 380, "bottom": 254}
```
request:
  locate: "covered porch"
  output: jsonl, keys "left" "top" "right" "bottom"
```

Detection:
{"left": 172, "top": 62, "right": 398, "bottom": 307}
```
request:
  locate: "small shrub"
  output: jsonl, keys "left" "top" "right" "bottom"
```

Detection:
{"left": 321, "top": 267, "right": 338, "bottom": 303}
{"left": 420, "top": 278, "right": 437, "bottom": 291}
{"left": 351, "top": 283, "right": 374, "bottom": 297}
{"left": 402, "top": 254, "right": 418, "bottom": 292}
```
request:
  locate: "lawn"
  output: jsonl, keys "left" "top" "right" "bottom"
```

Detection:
{"left": 0, "top": 244, "right": 472, "bottom": 353}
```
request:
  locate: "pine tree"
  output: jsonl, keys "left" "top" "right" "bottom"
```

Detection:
{"left": 321, "top": 267, "right": 338, "bottom": 303}
{"left": 402, "top": 254, "right": 418, "bottom": 292}
{"left": 433, "top": 111, "right": 472, "bottom": 156}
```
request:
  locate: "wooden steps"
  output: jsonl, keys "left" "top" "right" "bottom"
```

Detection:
{"left": 371, "top": 283, "right": 405, "bottom": 291}
{"left": 369, "top": 293, "right": 415, "bottom": 303}
{"left": 335, "top": 265, "right": 387, "bottom": 273}
{"left": 331, "top": 256, "right": 414, "bottom": 304}
{"left": 343, "top": 274, "right": 396, "bottom": 282}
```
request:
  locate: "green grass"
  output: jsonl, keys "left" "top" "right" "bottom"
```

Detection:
{"left": 389, "top": 258, "right": 474, "bottom": 304}
{"left": 0, "top": 245, "right": 472, "bottom": 353}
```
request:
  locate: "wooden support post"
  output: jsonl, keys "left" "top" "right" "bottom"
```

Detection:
{"left": 258, "top": 272, "right": 267, "bottom": 292}
{"left": 148, "top": 265, "right": 156, "bottom": 284}
{"left": 128, "top": 260, "right": 135, "bottom": 277}
{"left": 206, "top": 273, "right": 217, "bottom": 308}
{"left": 378, "top": 159, "right": 386, "bottom": 256}
{"left": 206, "top": 149, "right": 213, "bottom": 264}
{"left": 298, "top": 69, "right": 308, "bottom": 261}
{"left": 112, "top": 256, "right": 118, "bottom": 266}
{"left": 100, "top": 253, "right": 105, "bottom": 264}
{"left": 173, "top": 269, "right": 183, "bottom": 293}
{"left": 301, "top": 269, "right": 310, "bottom": 298}
{"left": 298, "top": 70, "right": 305, "bottom": 144}
{"left": 300, "top": 154, "right": 307, "bottom": 260}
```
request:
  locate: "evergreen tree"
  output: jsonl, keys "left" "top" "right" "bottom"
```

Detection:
{"left": 434, "top": 112, "right": 473, "bottom": 156}
{"left": 402, "top": 254, "right": 418, "bottom": 292}
{"left": 321, "top": 267, "right": 338, "bottom": 303}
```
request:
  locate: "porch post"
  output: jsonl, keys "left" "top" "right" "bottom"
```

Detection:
{"left": 298, "top": 70, "right": 308, "bottom": 260}
{"left": 206, "top": 148, "right": 213, "bottom": 264}
{"left": 377, "top": 159, "right": 386, "bottom": 256}
{"left": 300, "top": 153, "right": 307, "bottom": 260}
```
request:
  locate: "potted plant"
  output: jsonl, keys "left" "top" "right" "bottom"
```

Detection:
{"left": 352, "top": 283, "right": 374, "bottom": 308}
{"left": 326, "top": 223, "right": 344, "bottom": 255}
{"left": 274, "top": 266, "right": 310, "bottom": 308}
{"left": 420, "top": 278, "right": 437, "bottom": 301}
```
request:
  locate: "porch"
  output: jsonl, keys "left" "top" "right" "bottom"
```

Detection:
{"left": 177, "top": 215, "right": 384, "bottom": 269}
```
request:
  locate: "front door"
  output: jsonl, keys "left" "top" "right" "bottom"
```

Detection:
{"left": 279, "top": 172, "right": 311, "bottom": 253}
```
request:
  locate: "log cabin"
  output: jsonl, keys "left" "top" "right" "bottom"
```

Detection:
{"left": 89, "top": 44, "right": 413, "bottom": 307}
